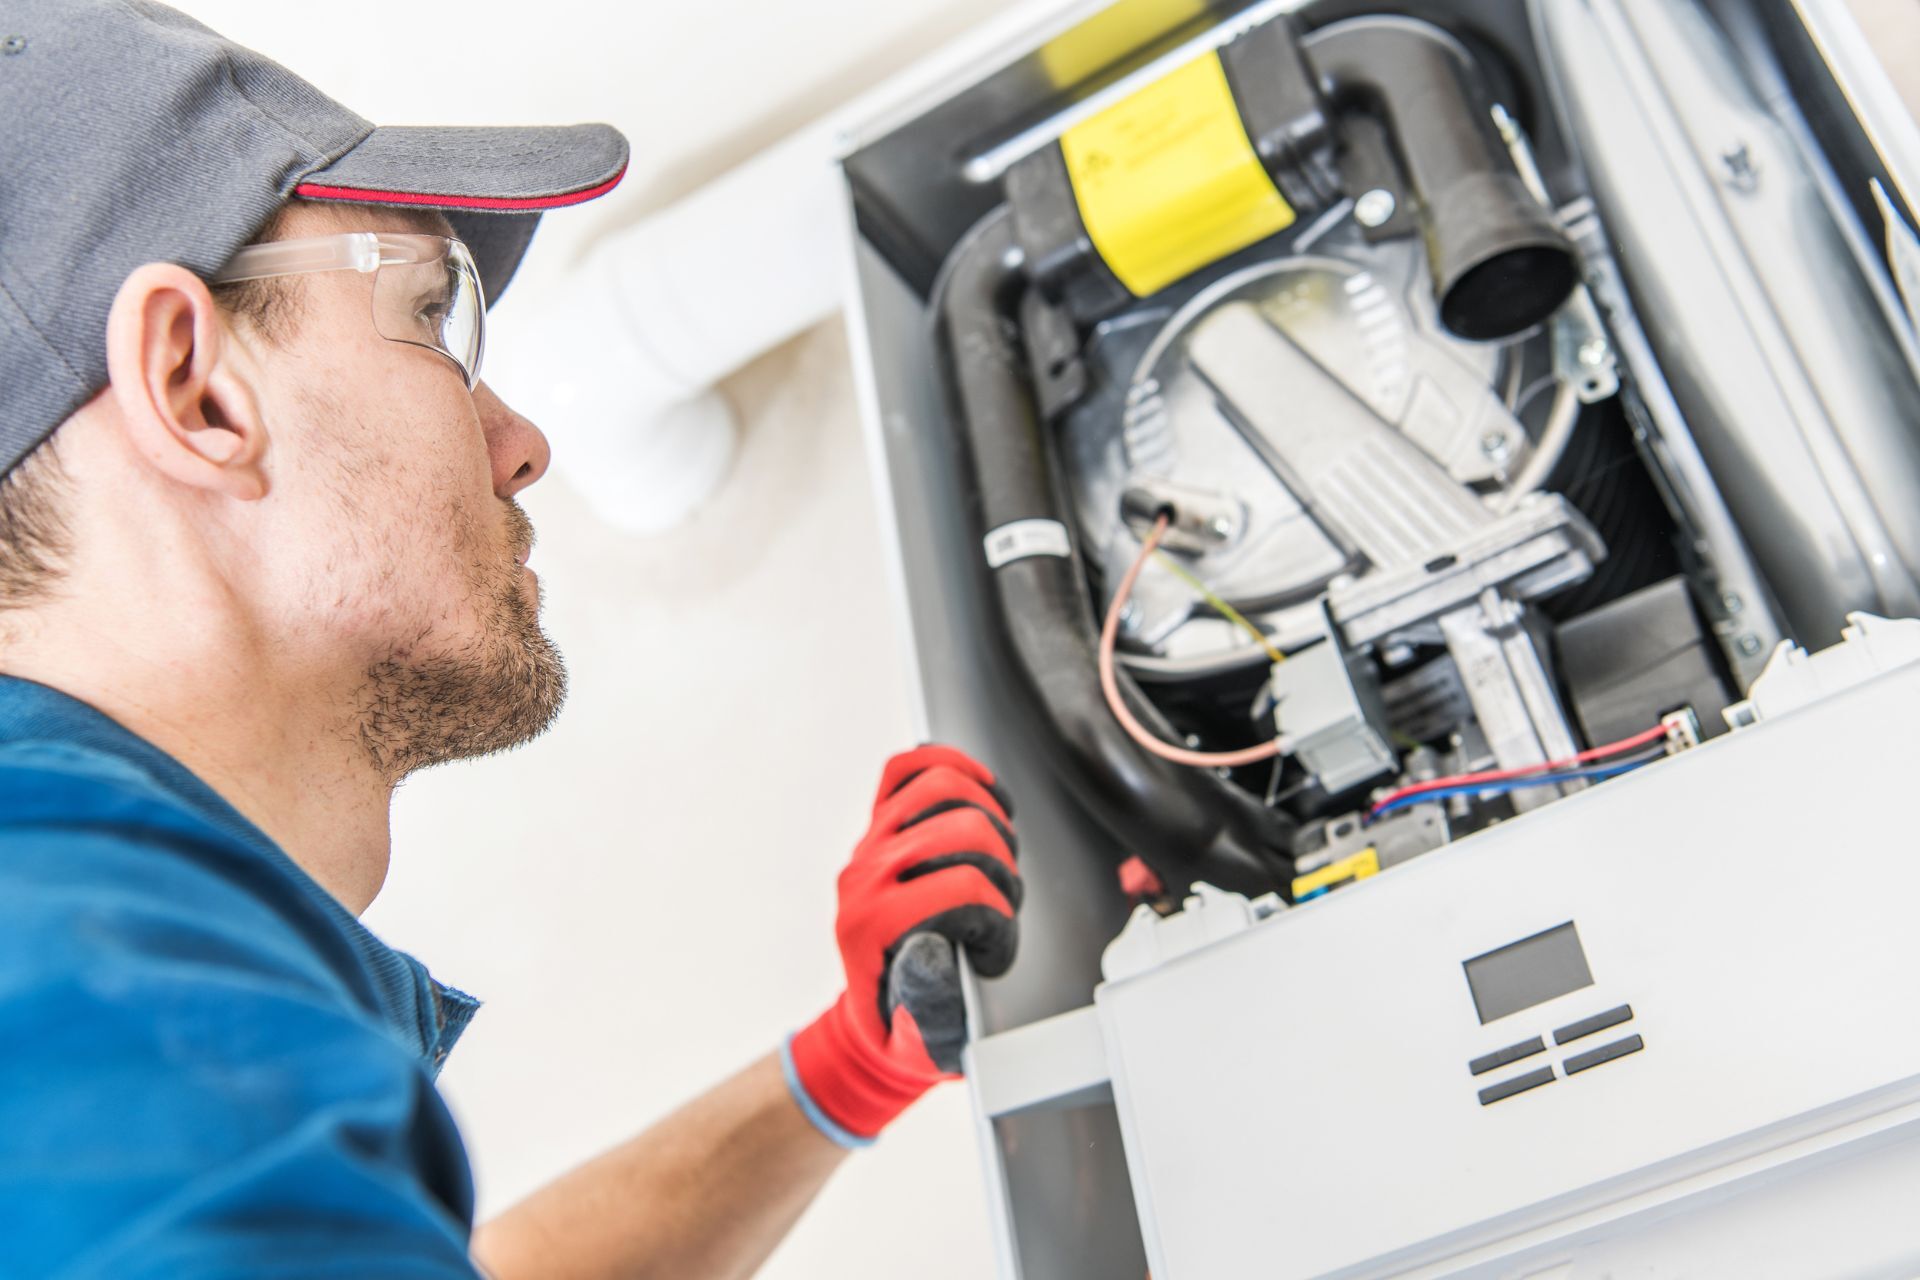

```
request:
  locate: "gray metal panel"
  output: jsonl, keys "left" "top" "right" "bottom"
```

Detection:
{"left": 1783, "top": 0, "right": 1920, "bottom": 219}
{"left": 850, "top": 237, "right": 1148, "bottom": 1278}
{"left": 1535, "top": 0, "right": 1920, "bottom": 646}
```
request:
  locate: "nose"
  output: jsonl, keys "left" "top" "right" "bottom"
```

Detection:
{"left": 475, "top": 381, "right": 552, "bottom": 499}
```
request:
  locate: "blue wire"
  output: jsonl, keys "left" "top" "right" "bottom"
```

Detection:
{"left": 1368, "top": 756, "right": 1658, "bottom": 822}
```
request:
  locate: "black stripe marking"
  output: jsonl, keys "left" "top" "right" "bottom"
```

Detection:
{"left": 1478, "top": 1065, "right": 1556, "bottom": 1106}
{"left": 1564, "top": 1034, "right": 1644, "bottom": 1075}
{"left": 1469, "top": 1036, "right": 1546, "bottom": 1077}
{"left": 1554, "top": 1004, "right": 1633, "bottom": 1046}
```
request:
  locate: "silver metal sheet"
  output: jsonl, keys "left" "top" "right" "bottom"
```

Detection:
{"left": 1535, "top": 0, "right": 1920, "bottom": 646}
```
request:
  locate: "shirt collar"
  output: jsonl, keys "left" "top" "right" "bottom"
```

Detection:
{"left": 0, "top": 673, "right": 479, "bottom": 1070}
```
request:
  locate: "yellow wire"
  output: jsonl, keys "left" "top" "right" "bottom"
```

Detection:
{"left": 1152, "top": 550, "right": 1286, "bottom": 665}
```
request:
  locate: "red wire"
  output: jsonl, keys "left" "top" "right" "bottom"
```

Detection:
{"left": 1098, "top": 516, "right": 1670, "bottom": 789}
{"left": 1368, "top": 722, "right": 1672, "bottom": 815}
{"left": 1098, "top": 515, "right": 1288, "bottom": 769}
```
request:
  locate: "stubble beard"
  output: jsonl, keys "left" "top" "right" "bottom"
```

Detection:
{"left": 356, "top": 498, "right": 568, "bottom": 783}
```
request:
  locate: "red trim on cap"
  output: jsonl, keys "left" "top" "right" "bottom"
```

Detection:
{"left": 293, "top": 164, "right": 626, "bottom": 211}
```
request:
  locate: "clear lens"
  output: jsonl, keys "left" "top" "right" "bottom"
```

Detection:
{"left": 371, "top": 238, "right": 486, "bottom": 388}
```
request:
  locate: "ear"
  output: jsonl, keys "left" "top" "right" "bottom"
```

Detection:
{"left": 104, "top": 263, "right": 269, "bottom": 501}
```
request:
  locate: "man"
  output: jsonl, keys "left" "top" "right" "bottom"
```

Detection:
{"left": 0, "top": 3, "right": 1023, "bottom": 1276}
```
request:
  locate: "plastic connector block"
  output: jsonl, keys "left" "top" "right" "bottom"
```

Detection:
{"left": 1267, "top": 608, "right": 1396, "bottom": 795}
{"left": 1100, "top": 883, "right": 1285, "bottom": 983}
{"left": 1724, "top": 614, "right": 1920, "bottom": 729}
{"left": 1291, "top": 847, "right": 1381, "bottom": 902}
{"left": 1661, "top": 708, "right": 1703, "bottom": 752}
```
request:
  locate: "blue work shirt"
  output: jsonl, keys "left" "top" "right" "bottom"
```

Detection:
{"left": 0, "top": 675, "right": 484, "bottom": 1278}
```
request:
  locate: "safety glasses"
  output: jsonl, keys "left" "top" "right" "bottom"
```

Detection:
{"left": 211, "top": 232, "right": 486, "bottom": 388}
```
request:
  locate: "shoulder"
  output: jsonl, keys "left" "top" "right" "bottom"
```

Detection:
{"left": 0, "top": 736, "right": 351, "bottom": 998}
{"left": 0, "top": 739, "right": 479, "bottom": 1276}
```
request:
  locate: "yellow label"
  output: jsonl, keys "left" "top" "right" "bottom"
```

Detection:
{"left": 1060, "top": 51, "right": 1296, "bottom": 297}
{"left": 1038, "top": 0, "right": 1209, "bottom": 88}
{"left": 1292, "top": 848, "right": 1382, "bottom": 899}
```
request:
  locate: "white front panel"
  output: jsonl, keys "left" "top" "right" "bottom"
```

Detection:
{"left": 1098, "top": 660, "right": 1920, "bottom": 1278}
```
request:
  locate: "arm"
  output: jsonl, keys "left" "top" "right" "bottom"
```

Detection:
{"left": 474, "top": 744, "right": 1022, "bottom": 1280}
{"left": 471, "top": 1054, "right": 842, "bottom": 1280}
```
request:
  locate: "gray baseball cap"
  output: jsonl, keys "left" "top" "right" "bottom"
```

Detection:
{"left": 0, "top": 0, "right": 630, "bottom": 477}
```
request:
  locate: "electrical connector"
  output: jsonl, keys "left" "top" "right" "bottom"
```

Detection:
{"left": 1291, "top": 847, "right": 1381, "bottom": 902}
{"left": 1661, "top": 707, "right": 1702, "bottom": 752}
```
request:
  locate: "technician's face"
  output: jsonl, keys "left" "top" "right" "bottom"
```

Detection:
{"left": 244, "top": 202, "right": 565, "bottom": 781}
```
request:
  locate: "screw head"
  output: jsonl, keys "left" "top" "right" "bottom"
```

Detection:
{"left": 1480, "top": 430, "right": 1513, "bottom": 462}
{"left": 1354, "top": 188, "right": 1397, "bottom": 229}
{"left": 1720, "top": 143, "right": 1758, "bottom": 191}
{"left": 1738, "top": 634, "right": 1764, "bottom": 657}
{"left": 1, "top": 35, "right": 25, "bottom": 54}
{"left": 1577, "top": 337, "right": 1609, "bottom": 366}
{"left": 1721, "top": 592, "right": 1744, "bottom": 616}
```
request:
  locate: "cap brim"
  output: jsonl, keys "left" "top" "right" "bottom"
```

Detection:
{"left": 292, "top": 123, "right": 629, "bottom": 303}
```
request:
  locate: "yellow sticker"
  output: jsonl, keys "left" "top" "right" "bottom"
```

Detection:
{"left": 1060, "top": 51, "right": 1296, "bottom": 298}
{"left": 1038, "top": 0, "right": 1209, "bottom": 88}
{"left": 1291, "top": 847, "right": 1382, "bottom": 899}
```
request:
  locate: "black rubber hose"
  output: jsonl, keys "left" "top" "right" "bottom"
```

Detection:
{"left": 1303, "top": 15, "right": 1577, "bottom": 341}
{"left": 933, "top": 209, "right": 1296, "bottom": 897}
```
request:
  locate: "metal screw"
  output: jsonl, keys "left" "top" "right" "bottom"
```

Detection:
{"left": 1, "top": 36, "right": 25, "bottom": 55}
{"left": 1577, "top": 337, "right": 1609, "bottom": 367}
{"left": 1480, "top": 430, "right": 1513, "bottom": 463}
{"left": 1207, "top": 515, "right": 1234, "bottom": 540}
{"left": 1721, "top": 143, "right": 1758, "bottom": 192}
{"left": 1721, "top": 592, "right": 1744, "bottom": 616}
{"left": 1738, "top": 634, "right": 1764, "bottom": 657}
{"left": 1354, "top": 189, "right": 1397, "bottom": 229}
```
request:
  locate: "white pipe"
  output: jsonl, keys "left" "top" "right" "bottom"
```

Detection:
{"left": 486, "top": 121, "right": 849, "bottom": 535}
{"left": 487, "top": 0, "right": 1125, "bottom": 534}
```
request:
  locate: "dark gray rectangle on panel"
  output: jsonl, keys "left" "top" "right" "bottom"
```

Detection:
{"left": 1469, "top": 1036, "right": 1547, "bottom": 1076}
{"left": 1564, "top": 1034, "right": 1646, "bottom": 1075}
{"left": 1477, "top": 1065, "right": 1557, "bottom": 1105}
{"left": 1464, "top": 921, "right": 1596, "bottom": 1024}
{"left": 1554, "top": 1004, "right": 1634, "bottom": 1045}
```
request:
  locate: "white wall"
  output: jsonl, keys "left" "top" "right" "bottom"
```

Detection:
{"left": 186, "top": 0, "right": 1026, "bottom": 275}
{"left": 167, "top": 0, "right": 1027, "bottom": 1275}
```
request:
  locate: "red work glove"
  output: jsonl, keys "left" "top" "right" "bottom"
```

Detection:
{"left": 783, "top": 744, "right": 1022, "bottom": 1147}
